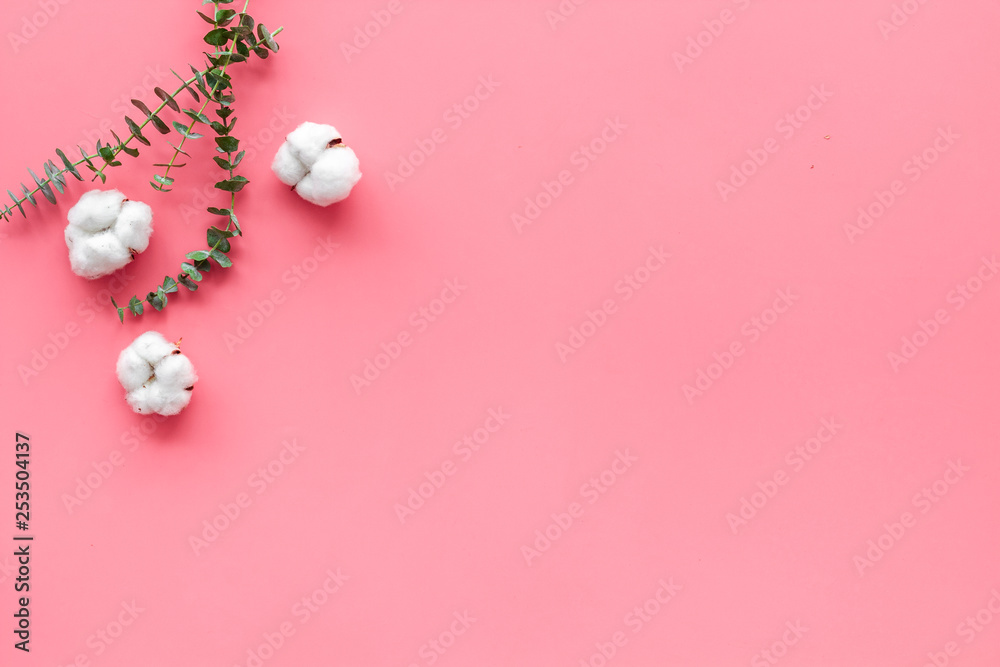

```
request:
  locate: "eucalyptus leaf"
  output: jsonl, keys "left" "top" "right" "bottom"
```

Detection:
{"left": 181, "top": 262, "right": 203, "bottom": 281}
{"left": 177, "top": 274, "right": 198, "bottom": 291}
{"left": 149, "top": 114, "right": 170, "bottom": 134}
{"left": 155, "top": 87, "right": 181, "bottom": 112}
{"left": 172, "top": 121, "right": 204, "bottom": 139}
{"left": 124, "top": 116, "right": 151, "bottom": 146}
{"left": 214, "top": 176, "right": 248, "bottom": 192}
{"left": 204, "top": 28, "right": 230, "bottom": 46}
{"left": 215, "top": 136, "right": 239, "bottom": 152}
{"left": 257, "top": 24, "right": 278, "bottom": 51}
{"left": 210, "top": 248, "right": 233, "bottom": 267}
{"left": 55, "top": 148, "right": 82, "bottom": 180}
{"left": 207, "top": 227, "right": 232, "bottom": 252}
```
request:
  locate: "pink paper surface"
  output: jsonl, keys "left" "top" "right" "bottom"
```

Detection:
{"left": 1, "top": 1, "right": 999, "bottom": 665}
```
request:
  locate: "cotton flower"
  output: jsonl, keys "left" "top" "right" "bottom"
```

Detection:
{"left": 65, "top": 189, "right": 153, "bottom": 279}
{"left": 272, "top": 121, "right": 362, "bottom": 206}
{"left": 116, "top": 332, "right": 197, "bottom": 416}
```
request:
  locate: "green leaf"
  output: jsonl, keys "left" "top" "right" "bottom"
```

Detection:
{"left": 166, "top": 141, "right": 190, "bottom": 157}
{"left": 214, "top": 176, "right": 249, "bottom": 192}
{"left": 210, "top": 248, "right": 232, "bottom": 267}
{"left": 190, "top": 64, "right": 208, "bottom": 90}
{"left": 7, "top": 190, "right": 24, "bottom": 217}
{"left": 203, "top": 52, "right": 223, "bottom": 69}
{"left": 121, "top": 146, "right": 140, "bottom": 158}
{"left": 55, "top": 148, "right": 82, "bottom": 180}
{"left": 194, "top": 258, "right": 212, "bottom": 273}
{"left": 235, "top": 40, "right": 250, "bottom": 57}
{"left": 117, "top": 308, "right": 125, "bottom": 323}
{"left": 128, "top": 296, "right": 144, "bottom": 316}
{"left": 215, "top": 8, "right": 237, "bottom": 25}
{"left": 177, "top": 274, "right": 198, "bottom": 291}
{"left": 204, "top": 28, "right": 230, "bottom": 46}
{"left": 98, "top": 145, "right": 116, "bottom": 163}
{"left": 123, "top": 116, "right": 151, "bottom": 146}
{"left": 172, "top": 121, "right": 204, "bottom": 139}
{"left": 162, "top": 276, "right": 179, "bottom": 293}
{"left": 216, "top": 106, "right": 234, "bottom": 120}
{"left": 20, "top": 183, "right": 36, "bottom": 206}
{"left": 206, "top": 207, "right": 230, "bottom": 216}
{"left": 181, "top": 262, "right": 203, "bottom": 281}
{"left": 149, "top": 291, "right": 165, "bottom": 311}
{"left": 232, "top": 150, "right": 246, "bottom": 167}
{"left": 38, "top": 181, "right": 56, "bottom": 204}
{"left": 196, "top": 10, "right": 216, "bottom": 25}
{"left": 257, "top": 24, "right": 278, "bottom": 51}
{"left": 149, "top": 114, "right": 170, "bottom": 134}
{"left": 253, "top": 46, "right": 270, "bottom": 59}
{"left": 230, "top": 210, "right": 241, "bottom": 235}
{"left": 131, "top": 99, "right": 152, "bottom": 116}
{"left": 28, "top": 169, "right": 57, "bottom": 204}
{"left": 230, "top": 28, "right": 252, "bottom": 43}
{"left": 186, "top": 250, "right": 211, "bottom": 262}
{"left": 43, "top": 162, "right": 64, "bottom": 193}
{"left": 207, "top": 227, "right": 232, "bottom": 252}
{"left": 215, "top": 136, "right": 239, "bottom": 152}
{"left": 153, "top": 174, "right": 175, "bottom": 186}
{"left": 47, "top": 160, "right": 67, "bottom": 188}
{"left": 204, "top": 71, "right": 231, "bottom": 92}
{"left": 239, "top": 13, "right": 254, "bottom": 30}
{"left": 213, "top": 156, "right": 232, "bottom": 170}
{"left": 171, "top": 68, "right": 200, "bottom": 102}
{"left": 155, "top": 87, "right": 181, "bottom": 112}
{"left": 184, "top": 109, "right": 211, "bottom": 124}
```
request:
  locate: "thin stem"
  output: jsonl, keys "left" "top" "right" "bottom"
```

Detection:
{"left": 93, "top": 71, "right": 205, "bottom": 181}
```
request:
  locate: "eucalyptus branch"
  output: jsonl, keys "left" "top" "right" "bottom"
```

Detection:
{"left": 113, "top": 0, "right": 280, "bottom": 321}
{"left": 0, "top": 2, "right": 282, "bottom": 223}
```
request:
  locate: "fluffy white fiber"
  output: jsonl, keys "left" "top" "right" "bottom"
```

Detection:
{"left": 272, "top": 121, "right": 362, "bottom": 206}
{"left": 65, "top": 189, "right": 153, "bottom": 279}
{"left": 116, "top": 332, "right": 198, "bottom": 416}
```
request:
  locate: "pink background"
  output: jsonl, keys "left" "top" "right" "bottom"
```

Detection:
{"left": 1, "top": 0, "right": 999, "bottom": 665}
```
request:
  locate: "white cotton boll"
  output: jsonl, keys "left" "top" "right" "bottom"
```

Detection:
{"left": 272, "top": 121, "right": 361, "bottom": 206}
{"left": 67, "top": 189, "right": 125, "bottom": 233}
{"left": 272, "top": 142, "right": 309, "bottom": 186}
{"left": 117, "top": 332, "right": 198, "bottom": 417}
{"left": 154, "top": 354, "right": 198, "bottom": 392}
{"left": 295, "top": 146, "right": 362, "bottom": 206}
{"left": 285, "top": 121, "right": 341, "bottom": 166}
{"left": 130, "top": 331, "right": 175, "bottom": 364}
{"left": 64, "top": 189, "right": 154, "bottom": 279}
{"left": 155, "top": 387, "right": 194, "bottom": 417}
{"left": 114, "top": 200, "right": 154, "bottom": 253}
{"left": 66, "top": 231, "right": 131, "bottom": 280}
{"left": 125, "top": 386, "right": 168, "bottom": 416}
{"left": 116, "top": 347, "right": 152, "bottom": 393}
